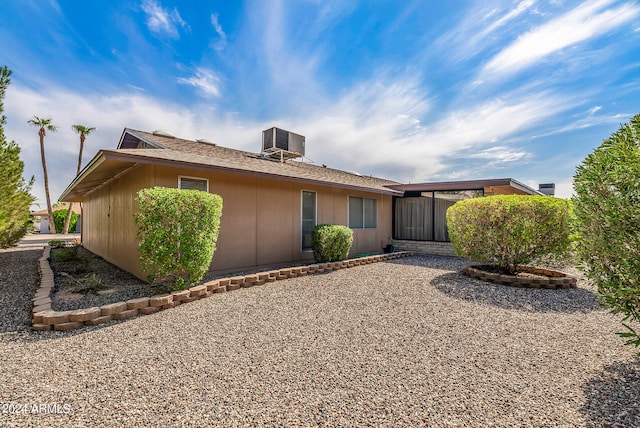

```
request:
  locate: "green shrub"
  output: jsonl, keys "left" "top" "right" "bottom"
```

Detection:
{"left": 0, "top": 66, "right": 34, "bottom": 248}
{"left": 48, "top": 239, "right": 66, "bottom": 248}
{"left": 447, "top": 195, "right": 571, "bottom": 274}
{"left": 134, "top": 186, "right": 223, "bottom": 289}
{"left": 53, "top": 209, "right": 78, "bottom": 233}
{"left": 573, "top": 113, "right": 640, "bottom": 350}
{"left": 312, "top": 224, "right": 353, "bottom": 262}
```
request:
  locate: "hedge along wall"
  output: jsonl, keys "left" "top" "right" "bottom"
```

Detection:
{"left": 135, "top": 187, "right": 223, "bottom": 289}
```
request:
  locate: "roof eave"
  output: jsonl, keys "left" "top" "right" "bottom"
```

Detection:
{"left": 59, "top": 151, "right": 108, "bottom": 201}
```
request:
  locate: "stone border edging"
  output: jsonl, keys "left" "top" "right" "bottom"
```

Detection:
{"left": 32, "top": 250, "right": 413, "bottom": 331}
{"left": 463, "top": 265, "right": 577, "bottom": 289}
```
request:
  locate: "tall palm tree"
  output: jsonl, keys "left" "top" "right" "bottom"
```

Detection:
{"left": 27, "top": 116, "right": 57, "bottom": 235}
{"left": 63, "top": 124, "right": 95, "bottom": 233}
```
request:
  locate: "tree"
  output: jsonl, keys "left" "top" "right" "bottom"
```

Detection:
{"left": 27, "top": 116, "right": 57, "bottom": 235}
{"left": 0, "top": 66, "right": 35, "bottom": 247}
{"left": 573, "top": 113, "right": 640, "bottom": 351}
{"left": 62, "top": 124, "right": 95, "bottom": 233}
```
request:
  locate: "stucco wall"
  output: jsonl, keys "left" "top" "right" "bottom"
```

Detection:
{"left": 82, "top": 164, "right": 393, "bottom": 280}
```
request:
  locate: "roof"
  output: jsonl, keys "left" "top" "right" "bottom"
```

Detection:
{"left": 386, "top": 178, "right": 541, "bottom": 195}
{"left": 60, "top": 128, "right": 402, "bottom": 201}
{"left": 32, "top": 204, "right": 82, "bottom": 217}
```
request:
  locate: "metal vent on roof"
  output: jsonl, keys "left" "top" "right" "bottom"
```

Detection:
{"left": 196, "top": 138, "right": 216, "bottom": 146}
{"left": 152, "top": 129, "right": 176, "bottom": 138}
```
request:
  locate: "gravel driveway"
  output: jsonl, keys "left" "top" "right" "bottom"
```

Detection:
{"left": 1, "top": 247, "right": 639, "bottom": 427}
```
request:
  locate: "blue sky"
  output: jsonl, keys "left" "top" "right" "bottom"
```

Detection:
{"left": 1, "top": 0, "right": 639, "bottom": 206}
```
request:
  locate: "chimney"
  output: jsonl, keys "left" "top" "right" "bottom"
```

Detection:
{"left": 538, "top": 183, "right": 555, "bottom": 196}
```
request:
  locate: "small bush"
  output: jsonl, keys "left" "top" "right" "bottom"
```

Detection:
{"left": 53, "top": 209, "right": 78, "bottom": 233}
{"left": 447, "top": 195, "right": 571, "bottom": 274}
{"left": 48, "top": 239, "right": 66, "bottom": 248}
{"left": 312, "top": 224, "right": 353, "bottom": 262}
{"left": 573, "top": 113, "right": 640, "bottom": 350}
{"left": 135, "top": 186, "right": 223, "bottom": 289}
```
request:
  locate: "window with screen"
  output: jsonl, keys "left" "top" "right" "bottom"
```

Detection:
{"left": 178, "top": 176, "right": 208, "bottom": 192}
{"left": 301, "top": 191, "right": 317, "bottom": 251}
{"left": 348, "top": 196, "right": 377, "bottom": 229}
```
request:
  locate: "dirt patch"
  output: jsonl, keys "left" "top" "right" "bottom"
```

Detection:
{"left": 49, "top": 246, "right": 160, "bottom": 311}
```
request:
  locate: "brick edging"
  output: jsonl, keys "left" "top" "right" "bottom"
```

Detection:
{"left": 32, "top": 250, "right": 413, "bottom": 331}
{"left": 463, "top": 265, "right": 578, "bottom": 289}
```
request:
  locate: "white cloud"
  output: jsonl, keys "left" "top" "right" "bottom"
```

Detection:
{"left": 210, "top": 13, "right": 227, "bottom": 51}
{"left": 532, "top": 109, "right": 629, "bottom": 138}
{"left": 141, "top": 0, "right": 189, "bottom": 38}
{"left": 468, "top": 146, "right": 530, "bottom": 165}
{"left": 177, "top": 68, "right": 221, "bottom": 98}
{"left": 5, "top": 74, "right": 574, "bottom": 208}
{"left": 483, "top": 0, "right": 640, "bottom": 76}
{"left": 481, "top": 0, "right": 537, "bottom": 38}
{"left": 587, "top": 105, "right": 602, "bottom": 115}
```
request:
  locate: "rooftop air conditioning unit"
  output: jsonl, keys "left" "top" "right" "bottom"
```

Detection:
{"left": 262, "top": 127, "right": 305, "bottom": 159}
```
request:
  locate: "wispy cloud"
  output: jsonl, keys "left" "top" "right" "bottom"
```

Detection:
{"left": 483, "top": 0, "right": 640, "bottom": 76}
{"left": 532, "top": 107, "right": 630, "bottom": 138}
{"left": 468, "top": 145, "right": 530, "bottom": 167}
{"left": 429, "top": 0, "right": 539, "bottom": 66}
{"left": 210, "top": 13, "right": 227, "bottom": 51}
{"left": 141, "top": 0, "right": 189, "bottom": 38}
{"left": 481, "top": 0, "right": 537, "bottom": 38}
{"left": 177, "top": 68, "right": 221, "bottom": 97}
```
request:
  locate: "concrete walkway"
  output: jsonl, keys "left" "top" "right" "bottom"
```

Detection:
{"left": 18, "top": 233, "right": 81, "bottom": 247}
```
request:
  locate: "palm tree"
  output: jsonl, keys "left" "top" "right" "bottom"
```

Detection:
{"left": 27, "top": 116, "right": 57, "bottom": 235}
{"left": 63, "top": 125, "right": 95, "bottom": 233}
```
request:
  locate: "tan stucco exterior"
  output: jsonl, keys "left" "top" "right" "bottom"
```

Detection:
{"left": 82, "top": 164, "right": 393, "bottom": 280}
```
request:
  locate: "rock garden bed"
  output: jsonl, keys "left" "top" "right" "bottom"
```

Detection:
{"left": 464, "top": 264, "right": 577, "bottom": 289}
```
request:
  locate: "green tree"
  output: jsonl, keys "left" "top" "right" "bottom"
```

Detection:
{"left": 62, "top": 124, "right": 95, "bottom": 233}
{"left": 27, "top": 116, "right": 57, "bottom": 234}
{"left": 573, "top": 113, "right": 640, "bottom": 351}
{"left": 54, "top": 209, "right": 78, "bottom": 234}
{"left": 0, "top": 66, "right": 35, "bottom": 247}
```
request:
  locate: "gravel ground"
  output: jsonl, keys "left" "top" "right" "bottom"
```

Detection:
{"left": 1, "top": 247, "right": 639, "bottom": 427}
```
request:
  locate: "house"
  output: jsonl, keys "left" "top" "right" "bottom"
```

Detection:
{"left": 60, "top": 127, "right": 544, "bottom": 280}
{"left": 60, "top": 128, "right": 400, "bottom": 279}
{"left": 31, "top": 204, "right": 82, "bottom": 234}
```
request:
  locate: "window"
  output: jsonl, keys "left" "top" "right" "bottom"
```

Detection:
{"left": 348, "top": 196, "right": 377, "bottom": 229}
{"left": 301, "top": 191, "right": 317, "bottom": 251}
{"left": 178, "top": 176, "right": 208, "bottom": 192}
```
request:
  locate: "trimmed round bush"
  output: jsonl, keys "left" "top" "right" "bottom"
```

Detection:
{"left": 312, "top": 224, "right": 353, "bottom": 263}
{"left": 573, "top": 113, "right": 640, "bottom": 350}
{"left": 447, "top": 195, "right": 571, "bottom": 274}
{"left": 135, "top": 186, "right": 223, "bottom": 289}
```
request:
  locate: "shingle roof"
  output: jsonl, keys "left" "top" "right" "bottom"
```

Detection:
{"left": 118, "top": 129, "right": 399, "bottom": 193}
{"left": 60, "top": 128, "right": 401, "bottom": 201}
